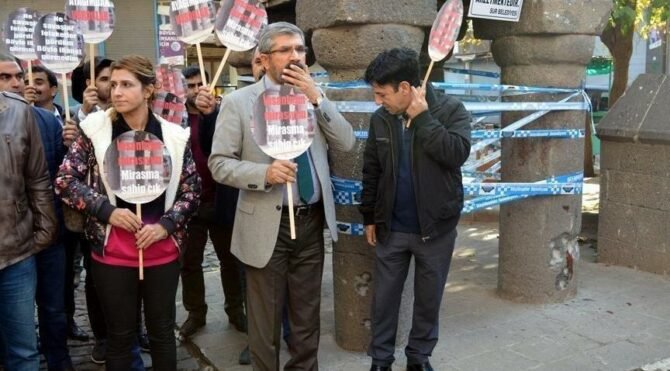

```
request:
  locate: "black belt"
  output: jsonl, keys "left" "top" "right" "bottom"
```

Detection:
{"left": 282, "top": 202, "right": 322, "bottom": 217}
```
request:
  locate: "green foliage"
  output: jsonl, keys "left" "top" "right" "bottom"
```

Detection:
{"left": 609, "top": 0, "right": 669, "bottom": 37}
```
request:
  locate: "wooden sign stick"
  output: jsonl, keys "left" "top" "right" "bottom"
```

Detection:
{"left": 209, "top": 48, "right": 232, "bottom": 94}
{"left": 89, "top": 43, "right": 96, "bottom": 85}
{"left": 406, "top": 60, "right": 435, "bottom": 129}
{"left": 137, "top": 204, "right": 144, "bottom": 280}
{"left": 286, "top": 183, "right": 296, "bottom": 239}
{"left": 27, "top": 60, "right": 34, "bottom": 86}
{"left": 60, "top": 73, "right": 71, "bottom": 121}
{"left": 196, "top": 42, "right": 208, "bottom": 87}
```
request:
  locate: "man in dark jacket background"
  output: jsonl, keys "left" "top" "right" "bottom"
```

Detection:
{"left": 178, "top": 66, "right": 246, "bottom": 340}
{"left": 360, "top": 48, "right": 471, "bottom": 371}
{"left": 0, "top": 53, "right": 58, "bottom": 371}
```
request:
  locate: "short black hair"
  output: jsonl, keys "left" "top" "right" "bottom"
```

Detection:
{"left": 31, "top": 65, "right": 58, "bottom": 87}
{"left": 83, "top": 57, "right": 113, "bottom": 80}
{"left": 182, "top": 65, "right": 209, "bottom": 81}
{"left": 364, "top": 48, "right": 421, "bottom": 90}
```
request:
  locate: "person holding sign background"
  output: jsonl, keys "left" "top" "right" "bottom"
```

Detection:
{"left": 177, "top": 66, "right": 247, "bottom": 339}
{"left": 24, "top": 64, "right": 92, "bottom": 347}
{"left": 360, "top": 48, "right": 471, "bottom": 371}
{"left": 73, "top": 57, "right": 114, "bottom": 122}
{"left": 208, "top": 22, "right": 354, "bottom": 371}
{"left": 55, "top": 55, "right": 201, "bottom": 371}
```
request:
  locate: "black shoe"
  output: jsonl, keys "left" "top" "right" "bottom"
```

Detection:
{"left": 179, "top": 316, "right": 206, "bottom": 338}
{"left": 229, "top": 312, "right": 247, "bottom": 333}
{"left": 238, "top": 345, "right": 251, "bottom": 365}
{"left": 90, "top": 340, "right": 106, "bottom": 364}
{"left": 370, "top": 366, "right": 391, "bottom": 371}
{"left": 138, "top": 332, "right": 150, "bottom": 353}
{"left": 68, "top": 323, "right": 90, "bottom": 341}
{"left": 406, "top": 362, "right": 433, "bottom": 371}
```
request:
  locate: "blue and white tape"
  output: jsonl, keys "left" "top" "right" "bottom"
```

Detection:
{"left": 354, "top": 129, "right": 585, "bottom": 141}
{"left": 470, "top": 91, "right": 584, "bottom": 153}
{"left": 335, "top": 101, "right": 588, "bottom": 114}
{"left": 471, "top": 129, "right": 585, "bottom": 139}
{"left": 443, "top": 67, "right": 500, "bottom": 78}
{"left": 331, "top": 176, "right": 362, "bottom": 191}
{"left": 335, "top": 222, "right": 365, "bottom": 236}
{"left": 332, "top": 176, "right": 363, "bottom": 206}
{"left": 462, "top": 170, "right": 501, "bottom": 181}
{"left": 463, "top": 182, "right": 582, "bottom": 197}
{"left": 463, "top": 150, "right": 501, "bottom": 172}
{"left": 333, "top": 171, "right": 584, "bottom": 236}
{"left": 318, "top": 81, "right": 581, "bottom": 95}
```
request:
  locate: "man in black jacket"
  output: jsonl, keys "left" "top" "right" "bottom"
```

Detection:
{"left": 360, "top": 48, "right": 471, "bottom": 371}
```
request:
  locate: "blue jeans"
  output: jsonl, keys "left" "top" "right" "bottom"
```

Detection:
{"left": 0, "top": 256, "right": 39, "bottom": 371}
{"left": 36, "top": 244, "right": 73, "bottom": 370}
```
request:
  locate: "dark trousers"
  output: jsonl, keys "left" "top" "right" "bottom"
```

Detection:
{"left": 369, "top": 229, "right": 457, "bottom": 367}
{"left": 92, "top": 259, "right": 179, "bottom": 371}
{"left": 246, "top": 208, "right": 325, "bottom": 371}
{"left": 80, "top": 240, "right": 106, "bottom": 340}
{"left": 82, "top": 242, "right": 145, "bottom": 371}
{"left": 62, "top": 230, "right": 79, "bottom": 327}
{"left": 181, "top": 201, "right": 245, "bottom": 320}
{"left": 35, "top": 243, "right": 72, "bottom": 370}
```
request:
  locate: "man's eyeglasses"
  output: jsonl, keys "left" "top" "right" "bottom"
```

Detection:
{"left": 186, "top": 82, "right": 204, "bottom": 89}
{"left": 265, "top": 46, "right": 309, "bottom": 56}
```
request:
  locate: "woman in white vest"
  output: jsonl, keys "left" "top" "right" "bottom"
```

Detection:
{"left": 55, "top": 55, "right": 201, "bottom": 371}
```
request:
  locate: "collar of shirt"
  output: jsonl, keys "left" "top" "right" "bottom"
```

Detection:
{"left": 263, "top": 75, "right": 282, "bottom": 91}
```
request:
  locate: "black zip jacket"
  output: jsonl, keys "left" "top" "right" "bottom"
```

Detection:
{"left": 200, "top": 108, "right": 239, "bottom": 226}
{"left": 359, "top": 85, "right": 471, "bottom": 243}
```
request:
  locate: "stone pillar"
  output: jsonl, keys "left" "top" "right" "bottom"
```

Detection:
{"left": 228, "top": 50, "right": 254, "bottom": 77}
{"left": 473, "top": 1, "right": 612, "bottom": 303}
{"left": 296, "top": 0, "right": 435, "bottom": 351}
{"left": 597, "top": 74, "right": 670, "bottom": 275}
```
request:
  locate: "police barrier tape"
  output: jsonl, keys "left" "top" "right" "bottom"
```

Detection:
{"left": 318, "top": 81, "right": 581, "bottom": 95}
{"left": 443, "top": 67, "right": 500, "bottom": 78}
{"left": 331, "top": 172, "right": 583, "bottom": 206}
{"left": 471, "top": 129, "right": 585, "bottom": 139}
{"left": 354, "top": 129, "right": 585, "bottom": 141}
{"left": 328, "top": 83, "right": 589, "bottom": 236}
{"left": 332, "top": 172, "right": 583, "bottom": 236}
{"left": 469, "top": 92, "right": 584, "bottom": 153}
{"left": 463, "top": 150, "right": 501, "bottom": 172}
{"left": 335, "top": 101, "right": 588, "bottom": 114}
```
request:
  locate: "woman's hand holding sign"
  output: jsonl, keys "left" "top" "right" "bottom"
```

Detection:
{"left": 109, "top": 208, "right": 142, "bottom": 233}
{"left": 135, "top": 224, "right": 169, "bottom": 250}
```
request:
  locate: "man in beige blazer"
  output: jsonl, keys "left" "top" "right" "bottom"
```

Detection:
{"left": 208, "top": 22, "right": 354, "bottom": 371}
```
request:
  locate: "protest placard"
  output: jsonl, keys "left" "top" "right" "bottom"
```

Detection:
{"left": 251, "top": 86, "right": 316, "bottom": 238}
{"left": 169, "top": 0, "right": 216, "bottom": 85}
{"left": 103, "top": 130, "right": 172, "bottom": 278}
{"left": 3, "top": 8, "right": 41, "bottom": 83}
{"left": 209, "top": 0, "right": 267, "bottom": 92}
